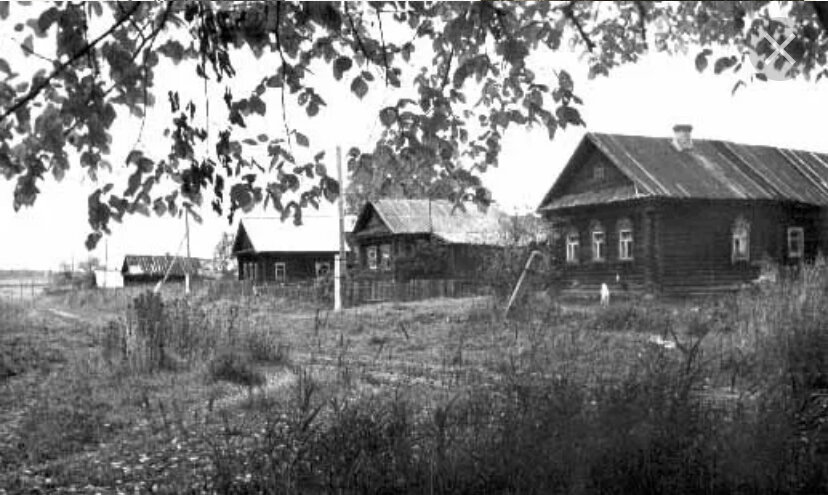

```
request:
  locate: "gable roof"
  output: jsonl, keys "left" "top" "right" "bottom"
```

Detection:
{"left": 538, "top": 132, "right": 828, "bottom": 211}
{"left": 352, "top": 199, "right": 514, "bottom": 246}
{"left": 232, "top": 216, "right": 354, "bottom": 255}
{"left": 121, "top": 255, "right": 201, "bottom": 277}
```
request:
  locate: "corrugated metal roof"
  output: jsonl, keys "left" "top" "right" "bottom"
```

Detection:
{"left": 121, "top": 255, "right": 201, "bottom": 277}
{"left": 539, "top": 133, "right": 828, "bottom": 211}
{"left": 234, "top": 216, "right": 353, "bottom": 254}
{"left": 356, "top": 199, "right": 514, "bottom": 246}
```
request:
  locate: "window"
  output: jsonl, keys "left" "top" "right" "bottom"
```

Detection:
{"left": 591, "top": 222, "right": 606, "bottom": 262}
{"left": 566, "top": 230, "right": 580, "bottom": 264}
{"left": 618, "top": 218, "right": 633, "bottom": 261}
{"left": 732, "top": 217, "right": 750, "bottom": 262}
{"left": 367, "top": 246, "right": 378, "bottom": 270}
{"left": 274, "top": 262, "right": 286, "bottom": 282}
{"left": 243, "top": 262, "right": 259, "bottom": 281}
{"left": 380, "top": 244, "right": 392, "bottom": 271}
{"left": 314, "top": 261, "right": 330, "bottom": 280}
{"left": 594, "top": 164, "right": 605, "bottom": 181}
{"left": 788, "top": 227, "right": 804, "bottom": 259}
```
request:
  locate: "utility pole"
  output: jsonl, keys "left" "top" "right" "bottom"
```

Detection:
{"left": 185, "top": 208, "right": 191, "bottom": 295}
{"left": 335, "top": 145, "right": 345, "bottom": 311}
{"left": 104, "top": 238, "right": 109, "bottom": 289}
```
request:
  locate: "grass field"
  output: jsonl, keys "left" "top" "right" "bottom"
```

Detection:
{"left": 0, "top": 266, "right": 826, "bottom": 493}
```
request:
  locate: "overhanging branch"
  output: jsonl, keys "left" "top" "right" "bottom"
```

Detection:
{"left": 0, "top": 3, "right": 142, "bottom": 123}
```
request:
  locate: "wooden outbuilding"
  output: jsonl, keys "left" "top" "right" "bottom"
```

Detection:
{"left": 121, "top": 255, "right": 201, "bottom": 286}
{"left": 537, "top": 126, "right": 828, "bottom": 296}
{"left": 231, "top": 216, "right": 354, "bottom": 283}
{"left": 350, "top": 199, "right": 515, "bottom": 280}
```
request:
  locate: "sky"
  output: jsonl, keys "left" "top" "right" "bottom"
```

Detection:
{"left": 2, "top": 4, "right": 828, "bottom": 270}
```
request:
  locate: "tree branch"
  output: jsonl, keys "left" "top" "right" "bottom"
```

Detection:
{"left": 0, "top": 3, "right": 142, "bottom": 123}
{"left": 274, "top": 1, "right": 293, "bottom": 147}
{"left": 376, "top": 8, "right": 389, "bottom": 86}
{"left": 563, "top": 1, "right": 595, "bottom": 53}
{"left": 635, "top": 1, "right": 648, "bottom": 45}
{"left": 813, "top": 2, "right": 828, "bottom": 34}
{"left": 345, "top": 4, "right": 373, "bottom": 65}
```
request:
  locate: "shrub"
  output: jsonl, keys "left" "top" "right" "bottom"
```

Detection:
{"left": 245, "top": 328, "right": 290, "bottom": 365}
{"left": 208, "top": 351, "right": 266, "bottom": 388}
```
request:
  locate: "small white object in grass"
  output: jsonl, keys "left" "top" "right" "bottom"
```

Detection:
{"left": 648, "top": 334, "right": 676, "bottom": 350}
{"left": 600, "top": 283, "right": 610, "bottom": 306}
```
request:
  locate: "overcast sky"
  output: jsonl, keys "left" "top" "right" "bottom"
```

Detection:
{"left": 1, "top": 5, "right": 827, "bottom": 270}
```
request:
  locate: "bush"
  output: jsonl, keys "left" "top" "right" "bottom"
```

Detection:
{"left": 245, "top": 328, "right": 290, "bottom": 365}
{"left": 208, "top": 351, "right": 266, "bottom": 388}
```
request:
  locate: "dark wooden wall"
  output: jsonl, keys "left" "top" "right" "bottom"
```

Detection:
{"left": 655, "top": 199, "right": 821, "bottom": 294}
{"left": 545, "top": 202, "right": 648, "bottom": 294}
{"left": 236, "top": 252, "right": 338, "bottom": 283}
{"left": 552, "top": 147, "right": 633, "bottom": 197}
{"left": 545, "top": 199, "right": 824, "bottom": 296}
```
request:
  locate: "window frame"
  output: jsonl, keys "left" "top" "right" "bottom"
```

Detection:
{"left": 367, "top": 245, "right": 378, "bottom": 270}
{"left": 618, "top": 229, "right": 634, "bottom": 261}
{"left": 593, "top": 164, "right": 606, "bottom": 181}
{"left": 617, "top": 218, "right": 633, "bottom": 261}
{"left": 274, "top": 262, "right": 286, "bottom": 282}
{"left": 731, "top": 217, "right": 750, "bottom": 263}
{"left": 787, "top": 226, "right": 804, "bottom": 259}
{"left": 379, "top": 244, "right": 392, "bottom": 271}
{"left": 591, "top": 223, "right": 606, "bottom": 262}
{"left": 565, "top": 230, "right": 580, "bottom": 264}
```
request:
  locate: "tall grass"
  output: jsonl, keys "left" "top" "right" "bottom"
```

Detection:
{"left": 199, "top": 262, "right": 828, "bottom": 494}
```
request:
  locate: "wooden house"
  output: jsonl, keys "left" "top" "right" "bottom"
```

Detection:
{"left": 350, "top": 199, "right": 514, "bottom": 280}
{"left": 231, "top": 216, "right": 354, "bottom": 283}
{"left": 537, "top": 126, "right": 828, "bottom": 296}
{"left": 121, "top": 255, "right": 201, "bottom": 286}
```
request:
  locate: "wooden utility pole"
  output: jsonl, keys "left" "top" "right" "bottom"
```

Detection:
{"left": 335, "top": 145, "right": 345, "bottom": 311}
{"left": 104, "top": 238, "right": 109, "bottom": 289}
{"left": 185, "top": 209, "right": 191, "bottom": 295}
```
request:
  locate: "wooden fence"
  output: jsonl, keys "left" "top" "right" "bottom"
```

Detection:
{"left": 202, "top": 278, "right": 489, "bottom": 307}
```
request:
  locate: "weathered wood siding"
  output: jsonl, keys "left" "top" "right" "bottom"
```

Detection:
{"left": 545, "top": 203, "right": 648, "bottom": 294}
{"left": 656, "top": 200, "right": 821, "bottom": 294}
{"left": 547, "top": 199, "right": 824, "bottom": 296}
{"left": 236, "top": 252, "right": 336, "bottom": 283}
{"left": 553, "top": 147, "right": 633, "bottom": 197}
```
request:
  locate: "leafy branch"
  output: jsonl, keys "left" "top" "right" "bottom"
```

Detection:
{"left": 0, "top": 2, "right": 142, "bottom": 123}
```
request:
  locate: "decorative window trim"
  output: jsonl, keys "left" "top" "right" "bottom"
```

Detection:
{"left": 787, "top": 227, "right": 804, "bottom": 259}
{"left": 617, "top": 218, "right": 633, "bottom": 261}
{"left": 380, "top": 244, "right": 392, "bottom": 271}
{"left": 565, "top": 229, "right": 580, "bottom": 264}
{"left": 731, "top": 217, "right": 750, "bottom": 262}
{"left": 590, "top": 222, "right": 606, "bottom": 262}
{"left": 274, "top": 262, "right": 287, "bottom": 282}
{"left": 367, "top": 245, "right": 378, "bottom": 270}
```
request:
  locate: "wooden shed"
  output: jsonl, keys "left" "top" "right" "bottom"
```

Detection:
{"left": 231, "top": 216, "right": 354, "bottom": 284}
{"left": 121, "top": 255, "right": 201, "bottom": 287}
{"left": 350, "top": 199, "right": 514, "bottom": 280}
{"left": 537, "top": 126, "right": 828, "bottom": 296}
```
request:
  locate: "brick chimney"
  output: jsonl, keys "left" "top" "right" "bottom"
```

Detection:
{"left": 672, "top": 124, "right": 693, "bottom": 151}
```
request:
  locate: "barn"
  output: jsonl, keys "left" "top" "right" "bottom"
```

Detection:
{"left": 537, "top": 126, "right": 828, "bottom": 296}
{"left": 350, "top": 199, "right": 514, "bottom": 280}
{"left": 121, "top": 255, "right": 201, "bottom": 286}
{"left": 231, "top": 216, "right": 353, "bottom": 284}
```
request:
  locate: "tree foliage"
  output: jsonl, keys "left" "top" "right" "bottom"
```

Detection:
{"left": 0, "top": 1, "right": 827, "bottom": 249}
